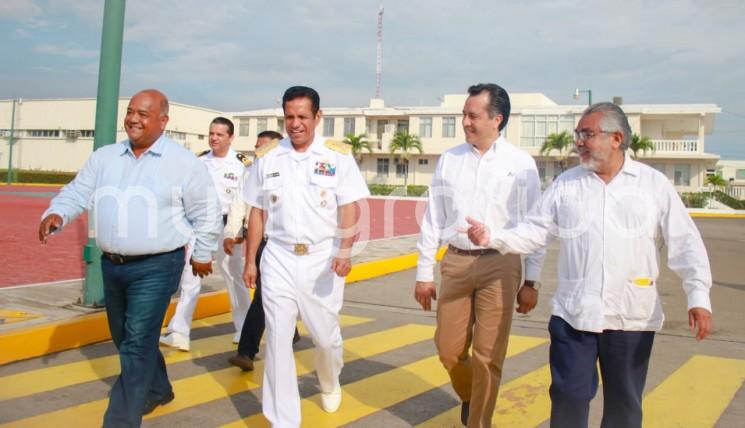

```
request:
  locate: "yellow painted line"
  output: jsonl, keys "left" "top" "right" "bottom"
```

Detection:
{"left": 224, "top": 335, "right": 548, "bottom": 427}
{"left": 690, "top": 212, "right": 745, "bottom": 218}
{"left": 0, "top": 310, "right": 42, "bottom": 326}
{"left": 0, "top": 290, "right": 232, "bottom": 365}
{"left": 0, "top": 183, "right": 65, "bottom": 187}
{"left": 0, "top": 314, "right": 371, "bottom": 401}
{"left": 417, "top": 365, "right": 551, "bottom": 428}
{"left": 346, "top": 246, "right": 446, "bottom": 284}
{"left": 643, "top": 355, "right": 745, "bottom": 428}
{"left": 0, "top": 324, "right": 434, "bottom": 428}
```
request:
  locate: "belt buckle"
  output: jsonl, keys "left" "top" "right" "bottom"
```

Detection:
{"left": 293, "top": 244, "right": 309, "bottom": 255}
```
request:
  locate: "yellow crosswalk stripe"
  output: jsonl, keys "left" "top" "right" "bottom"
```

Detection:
{"left": 416, "top": 364, "right": 552, "bottom": 428}
{"left": 222, "top": 335, "right": 548, "bottom": 427}
{"left": 643, "top": 355, "right": 745, "bottom": 428}
{"left": 0, "top": 314, "right": 372, "bottom": 401}
{"left": 0, "top": 323, "right": 433, "bottom": 428}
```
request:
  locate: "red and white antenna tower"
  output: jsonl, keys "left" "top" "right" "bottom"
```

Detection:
{"left": 376, "top": 4, "right": 384, "bottom": 99}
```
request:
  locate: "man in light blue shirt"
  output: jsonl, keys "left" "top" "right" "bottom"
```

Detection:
{"left": 38, "top": 89, "right": 221, "bottom": 427}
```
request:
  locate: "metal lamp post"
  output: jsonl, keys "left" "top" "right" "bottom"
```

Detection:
{"left": 573, "top": 88, "right": 593, "bottom": 106}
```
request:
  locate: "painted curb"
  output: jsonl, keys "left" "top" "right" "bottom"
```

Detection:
{"left": 0, "top": 248, "right": 446, "bottom": 365}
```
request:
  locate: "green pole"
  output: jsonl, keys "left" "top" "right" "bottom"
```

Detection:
{"left": 81, "top": 0, "right": 126, "bottom": 307}
{"left": 6, "top": 99, "right": 17, "bottom": 185}
{"left": 588, "top": 90, "right": 592, "bottom": 106}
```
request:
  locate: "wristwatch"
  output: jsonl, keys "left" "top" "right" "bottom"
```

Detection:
{"left": 524, "top": 281, "right": 542, "bottom": 290}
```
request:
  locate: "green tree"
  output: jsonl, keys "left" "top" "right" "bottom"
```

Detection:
{"left": 706, "top": 173, "right": 726, "bottom": 187}
{"left": 390, "top": 131, "right": 423, "bottom": 193}
{"left": 630, "top": 133, "right": 655, "bottom": 159}
{"left": 343, "top": 133, "right": 373, "bottom": 162}
{"left": 540, "top": 131, "right": 575, "bottom": 172}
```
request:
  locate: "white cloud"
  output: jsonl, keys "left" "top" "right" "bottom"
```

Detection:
{"left": 34, "top": 43, "right": 98, "bottom": 59}
{"left": 0, "top": 0, "right": 42, "bottom": 21}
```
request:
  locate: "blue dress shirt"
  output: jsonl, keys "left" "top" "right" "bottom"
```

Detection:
{"left": 43, "top": 135, "right": 221, "bottom": 262}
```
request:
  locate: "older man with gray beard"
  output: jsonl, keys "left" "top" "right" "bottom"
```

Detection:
{"left": 464, "top": 102, "right": 712, "bottom": 428}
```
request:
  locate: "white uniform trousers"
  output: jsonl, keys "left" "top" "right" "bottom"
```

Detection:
{"left": 260, "top": 239, "right": 345, "bottom": 428}
{"left": 167, "top": 232, "right": 251, "bottom": 337}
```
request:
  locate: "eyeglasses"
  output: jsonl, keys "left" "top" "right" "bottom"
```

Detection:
{"left": 573, "top": 129, "right": 615, "bottom": 141}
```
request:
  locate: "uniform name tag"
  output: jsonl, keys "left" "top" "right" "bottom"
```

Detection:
{"left": 314, "top": 161, "right": 336, "bottom": 177}
{"left": 224, "top": 172, "right": 238, "bottom": 181}
{"left": 266, "top": 172, "right": 280, "bottom": 178}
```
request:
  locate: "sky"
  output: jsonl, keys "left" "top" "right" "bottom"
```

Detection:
{"left": 1, "top": 0, "right": 745, "bottom": 158}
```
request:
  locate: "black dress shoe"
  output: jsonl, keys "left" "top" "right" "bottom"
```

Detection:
{"left": 143, "top": 391, "right": 175, "bottom": 415}
{"left": 228, "top": 354, "right": 255, "bottom": 371}
{"left": 460, "top": 401, "right": 470, "bottom": 426}
{"left": 293, "top": 328, "right": 301, "bottom": 344}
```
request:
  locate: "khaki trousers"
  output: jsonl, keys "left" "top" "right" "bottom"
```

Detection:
{"left": 435, "top": 250, "right": 522, "bottom": 428}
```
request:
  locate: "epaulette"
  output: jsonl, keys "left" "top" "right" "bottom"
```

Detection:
{"left": 198, "top": 149, "right": 210, "bottom": 157}
{"left": 236, "top": 152, "right": 252, "bottom": 166}
{"left": 325, "top": 139, "right": 352, "bottom": 155}
{"left": 255, "top": 138, "right": 280, "bottom": 158}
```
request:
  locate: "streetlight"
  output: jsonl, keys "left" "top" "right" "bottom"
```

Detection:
{"left": 573, "top": 88, "right": 592, "bottom": 106}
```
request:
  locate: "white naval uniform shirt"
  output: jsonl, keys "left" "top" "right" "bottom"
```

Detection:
{"left": 488, "top": 156, "right": 712, "bottom": 333}
{"left": 416, "top": 136, "right": 545, "bottom": 282}
{"left": 243, "top": 135, "right": 370, "bottom": 245}
{"left": 224, "top": 159, "right": 253, "bottom": 239}
{"left": 200, "top": 149, "right": 247, "bottom": 215}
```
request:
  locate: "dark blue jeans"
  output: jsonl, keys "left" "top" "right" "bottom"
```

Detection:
{"left": 548, "top": 316, "right": 655, "bottom": 428}
{"left": 101, "top": 248, "right": 185, "bottom": 428}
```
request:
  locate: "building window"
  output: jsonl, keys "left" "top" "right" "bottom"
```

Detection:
{"left": 80, "top": 130, "right": 95, "bottom": 138}
{"left": 277, "top": 119, "right": 285, "bottom": 132}
{"left": 736, "top": 169, "right": 745, "bottom": 180}
{"left": 418, "top": 158, "right": 429, "bottom": 165}
{"left": 377, "top": 158, "right": 390, "bottom": 175}
{"left": 167, "top": 130, "right": 186, "bottom": 140}
{"left": 29, "top": 129, "right": 60, "bottom": 137}
{"left": 257, "top": 118, "right": 268, "bottom": 133}
{"left": 344, "top": 117, "right": 356, "bottom": 136}
{"left": 674, "top": 164, "right": 691, "bottom": 186}
{"left": 419, "top": 117, "right": 432, "bottom": 138}
{"left": 520, "top": 115, "right": 574, "bottom": 147}
{"left": 239, "top": 119, "right": 250, "bottom": 136}
{"left": 396, "top": 160, "right": 408, "bottom": 177}
{"left": 397, "top": 120, "right": 409, "bottom": 134}
{"left": 198, "top": 134, "right": 205, "bottom": 140}
{"left": 442, "top": 117, "right": 456, "bottom": 138}
{"left": 323, "top": 118, "right": 335, "bottom": 137}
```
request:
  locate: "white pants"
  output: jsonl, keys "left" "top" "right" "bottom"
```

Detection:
{"left": 260, "top": 240, "right": 345, "bottom": 428}
{"left": 167, "top": 232, "right": 251, "bottom": 337}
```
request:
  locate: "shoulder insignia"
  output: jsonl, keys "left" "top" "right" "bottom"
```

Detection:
{"left": 255, "top": 138, "right": 280, "bottom": 158}
{"left": 325, "top": 139, "right": 352, "bottom": 155}
{"left": 198, "top": 149, "right": 210, "bottom": 157}
{"left": 236, "top": 152, "right": 252, "bottom": 166}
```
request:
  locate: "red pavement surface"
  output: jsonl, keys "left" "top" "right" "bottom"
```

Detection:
{"left": 0, "top": 185, "right": 425, "bottom": 287}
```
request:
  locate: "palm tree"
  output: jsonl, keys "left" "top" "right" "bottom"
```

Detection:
{"left": 630, "top": 133, "right": 655, "bottom": 159}
{"left": 706, "top": 173, "right": 726, "bottom": 187}
{"left": 389, "top": 131, "right": 423, "bottom": 194}
{"left": 540, "top": 131, "right": 575, "bottom": 172}
{"left": 343, "top": 133, "right": 373, "bottom": 163}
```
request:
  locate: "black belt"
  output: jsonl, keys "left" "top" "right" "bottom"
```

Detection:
{"left": 102, "top": 247, "right": 184, "bottom": 265}
{"left": 448, "top": 244, "right": 499, "bottom": 257}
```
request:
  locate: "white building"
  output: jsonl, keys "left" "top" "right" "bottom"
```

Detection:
{"left": 232, "top": 93, "right": 721, "bottom": 192}
{"left": 0, "top": 98, "right": 221, "bottom": 172}
{"left": 0, "top": 93, "right": 724, "bottom": 194}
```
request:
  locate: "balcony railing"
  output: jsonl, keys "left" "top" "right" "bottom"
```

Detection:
{"left": 650, "top": 139, "right": 699, "bottom": 153}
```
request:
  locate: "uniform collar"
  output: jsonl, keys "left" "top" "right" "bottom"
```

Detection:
{"left": 468, "top": 134, "right": 504, "bottom": 158}
{"left": 619, "top": 152, "right": 641, "bottom": 177}
{"left": 205, "top": 148, "right": 236, "bottom": 160}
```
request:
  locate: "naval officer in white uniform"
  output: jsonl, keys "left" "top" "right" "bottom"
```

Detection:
{"left": 161, "top": 117, "right": 251, "bottom": 350}
{"left": 243, "top": 86, "right": 369, "bottom": 427}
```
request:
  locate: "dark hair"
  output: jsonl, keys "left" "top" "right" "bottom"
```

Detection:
{"left": 211, "top": 116, "right": 234, "bottom": 136}
{"left": 282, "top": 86, "right": 320, "bottom": 116}
{"left": 258, "top": 130, "right": 283, "bottom": 140}
{"left": 467, "top": 83, "right": 510, "bottom": 131}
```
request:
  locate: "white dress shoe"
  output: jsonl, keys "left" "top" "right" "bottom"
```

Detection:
{"left": 320, "top": 385, "right": 342, "bottom": 413}
{"left": 159, "top": 332, "right": 190, "bottom": 351}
